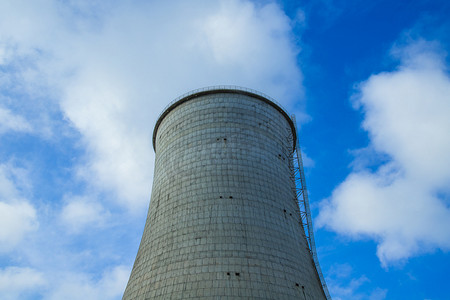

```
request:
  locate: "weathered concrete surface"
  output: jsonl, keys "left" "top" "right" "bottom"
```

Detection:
{"left": 123, "top": 90, "right": 326, "bottom": 299}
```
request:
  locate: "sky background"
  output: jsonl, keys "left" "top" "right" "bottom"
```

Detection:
{"left": 0, "top": 0, "right": 449, "bottom": 299}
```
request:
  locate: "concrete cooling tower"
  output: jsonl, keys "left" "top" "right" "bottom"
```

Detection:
{"left": 123, "top": 87, "right": 330, "bottom": 299}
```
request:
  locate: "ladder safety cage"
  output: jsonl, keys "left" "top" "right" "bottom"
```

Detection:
{"left": 289, "top": 115, "right": 332, "bottom": 300}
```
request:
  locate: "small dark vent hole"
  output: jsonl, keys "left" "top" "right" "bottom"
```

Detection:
{"left": 219, "top": 196, "right": 223, "bottom": 199}
{"left": 229, "top": 196, "right": 233, "bottom": 199}
{"left": 302, "top": 286, "right": 305, "bottom": 289}
{"left": 295, "top": 283, "right": 299, "bottom": 287}
{"left": 224, "top": 138, "right": 227, "bottom": 141}
{"left": 217, "top": 138, "right": 220, "bottom": 141}
{"left": 283, "top": 209, "right": 286, "bottom": 213}
{"left": 227, "top": 272, "right": 230, "bottom": 276}
{"left": 289, "top": 213, "right": 292, "bottom": 216}
{"left": 235, "top": 273, "right": 240, "bottom": 276}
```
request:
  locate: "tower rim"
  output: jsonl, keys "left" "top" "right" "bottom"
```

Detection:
{"left": 152, "top": 86, "right": 297, "bottom": 151}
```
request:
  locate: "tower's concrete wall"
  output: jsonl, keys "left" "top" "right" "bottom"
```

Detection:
{"left": 123, "top": 90, "right": 326, "bottom": 299}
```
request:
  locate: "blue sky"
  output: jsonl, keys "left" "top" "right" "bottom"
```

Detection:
{"left": 0, "top": 0, "right": 449, "bottom": 299}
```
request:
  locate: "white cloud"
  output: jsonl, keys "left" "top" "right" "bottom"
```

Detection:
{"left": 0, "top": 265, "right": 128, "bottom": 300}
{"left": 326, "top": 263, "right": 387, "bottom": 300}
{"left": 60, "top": 196, "right": 110, "bottom": 233}
{"left": 0, "top": 163, "right": 38, "bottom": 253}
{"left": 301, "top": 150, "right": 315, "bottom": 168}
{"left": 200, "top": 0, "right": 301, "bottom": 94}
{"left": 0, "top": 1, "right": 57, "bottom": 57}
{"left": 0, "top": 267, "right": 46, "bottom": 300}
{"left": 0, "top": 106, "right": 32, "bottom": 134}
{"left": 0, "top": 201, "right": 37, "bottom": 252}
{"left": 45, "top": 266, "right": 129, "bottom": 300}
{"left": 317, "top": 40, "right": 450, "bottom": 266}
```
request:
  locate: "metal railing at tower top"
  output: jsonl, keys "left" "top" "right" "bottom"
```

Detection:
{"left": 290, "top": 115, "right": 332, "bottom": 300}
{"left": 156, "top": 85, "right": 291, "bottom": 125}
{"left": 153, "top": 85, "right": 297, "bottom": 151}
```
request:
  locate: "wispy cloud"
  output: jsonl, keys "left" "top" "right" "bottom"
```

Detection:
{"left": 0, "top": 162, "right": 37, "bottom": 253}
{"left": 0, "top": 267, "right": 46, "bottom": 300}
{"left": 0, "top": 106, "right": 33, "bottom": 134}
{"left": 60, "top": 195, "right": 110, "bottom": 233}
{"left": 326, "top": 263, "right": 387, "bottom": 300}
{"left": 43, "top": 266, "right": 129, "bottom": 300}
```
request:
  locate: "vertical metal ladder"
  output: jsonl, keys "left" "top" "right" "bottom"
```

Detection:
{"left": 289, "top": 115, "right": 331, "bottom": 300}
